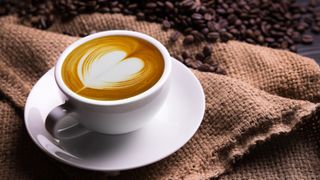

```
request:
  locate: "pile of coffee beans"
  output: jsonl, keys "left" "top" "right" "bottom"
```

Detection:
{"left": 175, "top": 45, "right": 226, "bottom": 74}
{"left": 1, "top": 0, "right": 320, "bottom": 74}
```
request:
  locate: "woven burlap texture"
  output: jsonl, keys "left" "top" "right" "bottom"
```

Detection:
{"left": 0, "top": 14, "right": 319, "bottom": 179}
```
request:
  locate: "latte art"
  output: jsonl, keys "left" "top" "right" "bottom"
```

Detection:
{"left": 62, "top": 36, "right": 164, "bottom": 100}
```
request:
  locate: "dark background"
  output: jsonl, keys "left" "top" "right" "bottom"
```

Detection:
{"left": 297, "top": 0, "right": 320, "bottom": 63}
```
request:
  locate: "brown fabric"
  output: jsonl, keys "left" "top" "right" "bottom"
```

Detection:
{"left": 0, "top": 13, "right": 319, "bottom": 179}
{"left": 221, "top": 117, "right": 320, "bottom": 179}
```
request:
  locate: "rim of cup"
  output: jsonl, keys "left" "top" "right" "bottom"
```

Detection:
{"left": 55, "top": 30, "right": 172, "bottom": 106}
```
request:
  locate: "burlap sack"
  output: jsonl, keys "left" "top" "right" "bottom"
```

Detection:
{"left": 0, "top": 13, "right": 319, "bottom": 179}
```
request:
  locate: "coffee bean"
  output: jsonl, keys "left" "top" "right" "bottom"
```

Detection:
{"left": 201, "top": 28, "right": 209, "bottom": 35}
{"left": 281, "top": 41, "right": 289, "bottom": 49}
{"left": 156, "top": 1, "right": 164, "bottom": 7}
{"left": 203, "top": 56, "right": 212, "bottom": 64}
{"left": 216, "top": 8, "right": 226, "bottom": 15}
{"left": 301, "top": 34, "right": 313, "bottom": 44}
{"left": 207, "top": 32, "right": 219, "bottom": 42}
{"left": 312, "top": 26, "right": 320, "bottom": 33}
{"left": 265, "top": 37, "right": 275, "bottom": 43}
{"left": 229, "top": 28, "right": 238, "bottom": 35}
{"left": 136, "top": 12, "right": 145, "bottom": 20}
{"left": 111, "top": 8, "right": 121, "bottom": 13}
{"left": 183, "top": 35, "right": 194, "bottom": 45}
{"left": 207, "top": 65, "right": 218, "bottom": 73}
{"left": 188, "top": 60, "right": 203, "bottom": 69}
{"left": 128, "top": 3, "right": 138, "bottom": 9}
{"left": 221, "top": 32, "right": 233, "bottom": 42}
{"left": 257, "top": 36, "right": 264, "bottom": 43}
{"left": 289, "top": 45, "right": 297, "bottom": 52}
{"left": 204, "top": 13, "right": 212, "bottom": 21}
{"left": 296, "top": 23, "right": 307, "bottom": 32}
{"left": 184, "top": 58, "right": 193, "bottom": 66}
{"left": 175, "top": 55, "right": 184, "bottom": 63}
{"left": 99, "top": 7, "right": 110, "bottom": 13}
{"left": 162, "top": 20, "right": 171, "bottom": 29}
{"left": 192, "top": 31, "right": 205, "bottom": 41}
{"left": 191, "top": 13, "right": 203, "bottom": 20}
{"left": 146, "top": 2, "right": 157, "bottom": 8}
{"left": 181, "top": 51, "right": 190, "bottom": 59}
{"left": 165, "top": 1, "right": 174, "bottom": 10}
{"left": 203, "top": 46, "right": 212, "bottom": 57}
{"left": 246, "top": 38, "right": 255, "bottom": 44}
{"left": 169, "top": 31, "right": 181, "bottom": 42}
{"left": 195, "top": 53, "right": 205, "bottom": 61}
{"left": 292, "top": 31, "right": 301, "bottom": 42}
{"left": 215, "top": 66, "right": 227, "bottom": 75}
{"left": 198, "top": 64, "right": 211, "bottom": 71}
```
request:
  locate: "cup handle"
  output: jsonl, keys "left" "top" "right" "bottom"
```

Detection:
{"left": 45, "top": 103, "right": 90, "bottom": 140}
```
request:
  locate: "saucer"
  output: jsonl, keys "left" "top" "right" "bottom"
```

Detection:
{"left": 24, "top": 58, "right": 205, "bottom": 171}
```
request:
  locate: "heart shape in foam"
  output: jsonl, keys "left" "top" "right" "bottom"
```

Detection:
{"left": 77, "top": 50, "right": 144, "bottom": 89}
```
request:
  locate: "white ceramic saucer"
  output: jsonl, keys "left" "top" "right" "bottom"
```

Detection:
{"left": 24, "top": 58, "right": 205, "bottom": 171}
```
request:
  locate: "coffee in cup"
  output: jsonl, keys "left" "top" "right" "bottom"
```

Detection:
{"left": 61, "top": 36, "right": 165, "bottom": 100}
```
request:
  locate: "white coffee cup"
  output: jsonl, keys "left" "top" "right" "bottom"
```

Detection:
{"left": 45, "top": 30, "right": 172, "bottom": 139}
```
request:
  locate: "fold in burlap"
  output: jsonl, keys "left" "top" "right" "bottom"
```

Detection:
{"left": 0, "top": 14, "right": 319, "bottom": 179}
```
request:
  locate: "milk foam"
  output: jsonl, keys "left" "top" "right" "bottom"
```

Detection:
{"left": 78, "top": 50, "right": 144, "bottom": 89}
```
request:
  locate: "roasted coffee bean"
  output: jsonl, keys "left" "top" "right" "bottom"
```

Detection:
{"left": 257, "top": 36, "right": 264, "bottom": 43}
{"left": 203, "top": 56, "right": 212, "bottom": 64}
{"left": 165, "top": 1, "right": 174, "bottom": 10}
{"left": 245, "top": 38, "right": 255, "bottom": 44}
{"left": 192, "top": 13, "right": 203, "bottom": 20}
{"left": 169, "top": 31, "right": 181, "bottom": 42}
{"left": 289, "top": 45, "right": 297, "bottom": 52}
{"left": 312, "top": 26, "right": 320, "bottom": 33}
{"left": 136, "top": 12, "right": 145, "bottom": 20}
{"left": 203, "top": 46, "right": 212, "bottom": 57}
{"left": 146, "top": 2, "right": 157, "bottom": 8}
{"left": 281, "top": 41, "right": 289, "bottom": 49}
{"left": 265, "top": 37, "right": 275, "bottom": 43}
{"left": 201, "top": 28, "right": 209, "bottom": 35}
{"left": 162, "top": 20, "right": 171, "bottom": 29}
{"left": 208, "top": 65, "right": 218, "bottom": 73}
{"left": 207, "top": 32, "right": 219, "bottom": 42}
{"left": 183, "top": 35, "right": 194, "bottom": 45}
{"left": 198, "top": 64, "right": 211, "bottom": 71}
{"left": 195, "top": 53, "right": 205, "bottom": 61}
{"left": 188, "top": 60, "right": 202, "bottom": 69}
{"left": 296, "top": 23, "right": 307, "bottom": 32}
{"left": 99, "top": 7, "right": 109, "bottom": 13}
{"left": 175, "top": 55, "right": 184, "bottom": 63}
{"left": 215, "top": 66, "right": 227, "bottom": 75}
{"left": 111, "top": 7, "right": 121, "bottom": 13}
{"left": 182, "top": 51, "right": 190, "bottom": 59}
{"left": 292, "top": 32, "right": 301, "bottom": 43}
{"left": 204, "top": 13, "right": 212, "bottom": 21}
{"left": 221, "top": 32, "right": 232, "bottom": 42}
{"left": 301, "top": 34, "right": 313, "bottom": 44}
